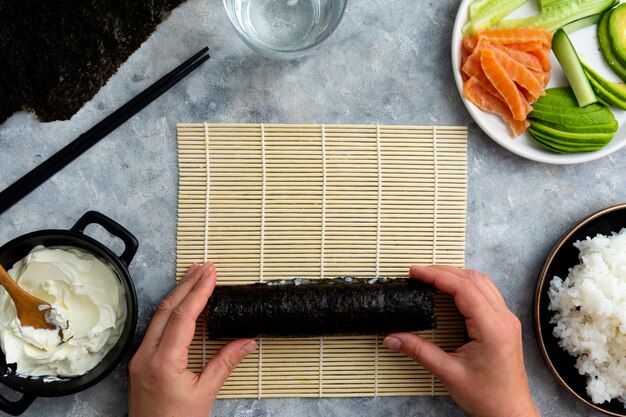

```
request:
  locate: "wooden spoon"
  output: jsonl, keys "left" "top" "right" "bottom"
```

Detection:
{"left": 0, "top": 264, "right": 57, "bottom": 331}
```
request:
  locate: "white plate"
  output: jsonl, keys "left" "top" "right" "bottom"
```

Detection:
{"left": 452, "top": 0, "right": 626, "bottom": 164}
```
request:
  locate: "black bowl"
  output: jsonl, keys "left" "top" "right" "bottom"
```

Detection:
{"left": 0, "top": 211, "right": 138, "bottom": 416}
{"left": 535, "top": 204, "right": 626, "bottom": 417}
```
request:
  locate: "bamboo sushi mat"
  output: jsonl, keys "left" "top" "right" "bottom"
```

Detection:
{"left": 176, "top": 123, "right": 468, "bottom": 398}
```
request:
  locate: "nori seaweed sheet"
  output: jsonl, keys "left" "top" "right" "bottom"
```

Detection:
{"left": 206, "top": 278, "right": 436, "bottom": 338}
{"left": 0, "top": 0, "right": 186, "bottom": 123}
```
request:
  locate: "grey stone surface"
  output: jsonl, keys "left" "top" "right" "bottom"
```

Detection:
{"left": 0, "top": 0, "right": 622, "bottom": 415}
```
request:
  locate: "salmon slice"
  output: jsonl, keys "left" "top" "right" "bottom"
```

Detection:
{"left": 462, "top": 50, "right": 503, "bottom": 99}
{"left": 477, "top": 28, "right": 552, "bottom": 47}
{"left": 487, "top": 47, "right": 545, "bottom": 102}
{"left": 480, "top": 48, "right": 532, "bottom": 121}
{"left": 528, "top": 47, "right": 552, "bottom": 72}
{"left": 463, "top": 36, "right": 477, "bottom": 53}
{"left": 492, "top": 44, "right": 543, "bottom": 72}
{"left": 507, "top": 41, "right": 545, "bottom": 52}
{"left": 463, "top": 76, "right": 529, "bottom": 136}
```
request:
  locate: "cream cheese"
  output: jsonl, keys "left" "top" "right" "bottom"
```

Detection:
{"left": 0, "top": 245, "right": 126, "bottom": 377}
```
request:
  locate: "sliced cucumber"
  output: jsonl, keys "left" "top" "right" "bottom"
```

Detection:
{"left": 563, "top": 13, "right": 603, "bottom": 33}
{"left": 463, "top": 0, "right": 528, "bottom": 35}
{"left": 608, "top": 3, "right": 626, "bottom": 68}
{"left": 599, "top": 9, "right": 626, "bottom": 82}
{"left": 552, "top": 28, "right": 597, "bottom": 106}
{"left": 498, "top": 0, "right": 617, "bottom": 32}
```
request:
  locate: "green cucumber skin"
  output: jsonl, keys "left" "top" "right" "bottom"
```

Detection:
{"left": 463, "top": 0, "right": 528, "bottom": 35}
{"left": 563, "top": 13, "right": 603, "bottom": 34}
{"left": 608, "top": 3, "right": 626, "bottom": 68}
{"left": 498, "top": 0, "right": 617, "bottom": 32}
{"left": 585, "top": 69, "right": 626, "bottom": 110}
{"left": 552, "top": 29, "right": 598, "bottom": 107}
{"left": 582, "top": 62, "right": 626, "bottom": 101}
{"left": 599, "top": 10, "right": 626, "bottom": 82}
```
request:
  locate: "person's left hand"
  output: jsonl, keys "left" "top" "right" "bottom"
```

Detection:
{"left": 128, "top": 262, "right": 257, "bottom": 417}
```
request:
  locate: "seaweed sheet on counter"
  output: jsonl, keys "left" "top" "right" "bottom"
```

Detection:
{"left": 0, "top": 0, "right": 186, "bottom": 123}
{"left": 176, "top": 123, "right": 468, "bottom": 398}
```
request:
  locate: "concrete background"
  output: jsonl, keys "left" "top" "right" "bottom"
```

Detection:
{"left": 1, "top": 0, "right": 623, "bottom": 415}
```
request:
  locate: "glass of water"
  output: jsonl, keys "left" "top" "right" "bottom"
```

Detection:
{"left": 223, "top": 0, "right": 347, "bottom": 59}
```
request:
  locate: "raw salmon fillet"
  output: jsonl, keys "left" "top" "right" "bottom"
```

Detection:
{"left": 464, "top": 77, "right": 529, "bottom": 137}
{"left": 460, "top": 27, "right": 552, "bottom": 137}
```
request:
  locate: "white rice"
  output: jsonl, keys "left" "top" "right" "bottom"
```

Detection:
{"left": 548, "top": 228, "right": 626, "bottom": 406}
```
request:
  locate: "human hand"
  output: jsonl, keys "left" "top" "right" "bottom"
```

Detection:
{"left": 383, "top": 266, "right": 540, "bottom": 417}
{"left": 128, "top": 262, "right": 257, "bottom": 417}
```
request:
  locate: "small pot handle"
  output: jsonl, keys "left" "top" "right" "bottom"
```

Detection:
{"left": 0, "top": 390, "right": 36, "bottom": 416}
{"left": 71, "top": 211, "right": 139, "bottom": 266}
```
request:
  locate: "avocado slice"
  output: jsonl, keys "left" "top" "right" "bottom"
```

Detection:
{"left": 584, "top": 68, "right": 626, "bottom": 110}
{"left": 529, "top": 120, "right": 615, "bottom": 142}
{"left": 529, "top": 128, "right": 610, "bottom": 152}
{"left": 599, "top": 10, "right": 626, "bottom": 82}
{"left": 582, "top": 62, "right": 626, "bottom": 101}
{"left": 529, "top": 108, "right": 617, "bottom": 126}
{"left": 609, "top": 3, "right": 626, "bottom": 68}
{"left": 529, "top": 129, "right": 607, "bottom": 153}
{"left": 530, "top": 118, "right": 619, "bottom": 133}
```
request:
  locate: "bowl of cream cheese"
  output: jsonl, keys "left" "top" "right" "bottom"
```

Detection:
{"left": 0, "top": 211, "right": 138, "bottom": 415}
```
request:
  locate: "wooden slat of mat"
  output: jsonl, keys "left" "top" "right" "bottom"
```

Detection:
{"left": 176, "top": 123, "right": 467, "bottom": 398}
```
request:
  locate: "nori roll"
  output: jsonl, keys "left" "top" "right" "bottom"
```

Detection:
{"left": 206, "top": 278, "right": 436, "bottom": 338}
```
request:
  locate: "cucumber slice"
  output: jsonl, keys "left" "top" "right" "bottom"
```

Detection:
{"left": 552, "top": 28, "right": 597, "bottom": 106}
{"left": 563, "top": 13, "right": 603, "bottom": 33}
{"left": 498, "top": 0, "right": 617, "bottom": 32}
{"left": 463, "top": 0, "right": 528, "bottom": 35}
{"left": 599, "top": 10, "right": 626, "bottom": 82}
{"left": 608, "top": 3, "right": 626, "bottom": 68}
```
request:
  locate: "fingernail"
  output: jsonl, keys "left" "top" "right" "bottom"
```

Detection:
{"left": 240, "top": 341, "right": 258, "bottom": 356}
{"left": 383, "top": 336, "right": 401, "bottom": 350}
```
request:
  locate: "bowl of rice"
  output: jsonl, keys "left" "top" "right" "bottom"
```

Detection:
{"left": 535, "top": 203, "right": 626, "bottom": 416}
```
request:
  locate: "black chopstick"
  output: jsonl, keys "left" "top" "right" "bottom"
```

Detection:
{"left": 0, "top": 47, "right": 210, "bottom": 216}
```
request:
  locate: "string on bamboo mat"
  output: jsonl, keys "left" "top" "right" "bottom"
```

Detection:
{"left": 176, "top": 123, "right": 468, "bottom": 399}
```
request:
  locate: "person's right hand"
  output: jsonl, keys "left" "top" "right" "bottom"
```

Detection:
{"left": 383, "top": 266, "right": 540, "bottom": 417}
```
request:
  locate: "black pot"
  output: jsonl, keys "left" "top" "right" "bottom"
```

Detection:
{"left": 0, "top": 211, "right": 138, "bottom": 416}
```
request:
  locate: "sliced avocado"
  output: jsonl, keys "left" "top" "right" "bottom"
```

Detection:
{"left": 531, "top": 118, "right": 618, "bottom": 133}
{"left": 529, "top": 108, "right": 616, "bottom": 126}
{"left": 529, "top": 128, "right": 609, "bottom": 152}
{"left": 599, "top": 10, "right": 626, "bottom": 82}
{"left": 585, "top": 69, "right": 626, "bottom": 110}
{"left": 529, "top": 130, "right": 605, "bottom": 153}
{"left": 608, "top": 3, "right": 626, "bottom": 67}
{"left": 582, "top": 62, "right": 626, "bottom": 101}
{"left": 552, "top": 28, "right": 598, "bottom": 106}
{"left": 529, "top": 120, "right": 615, "bottom": 142}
